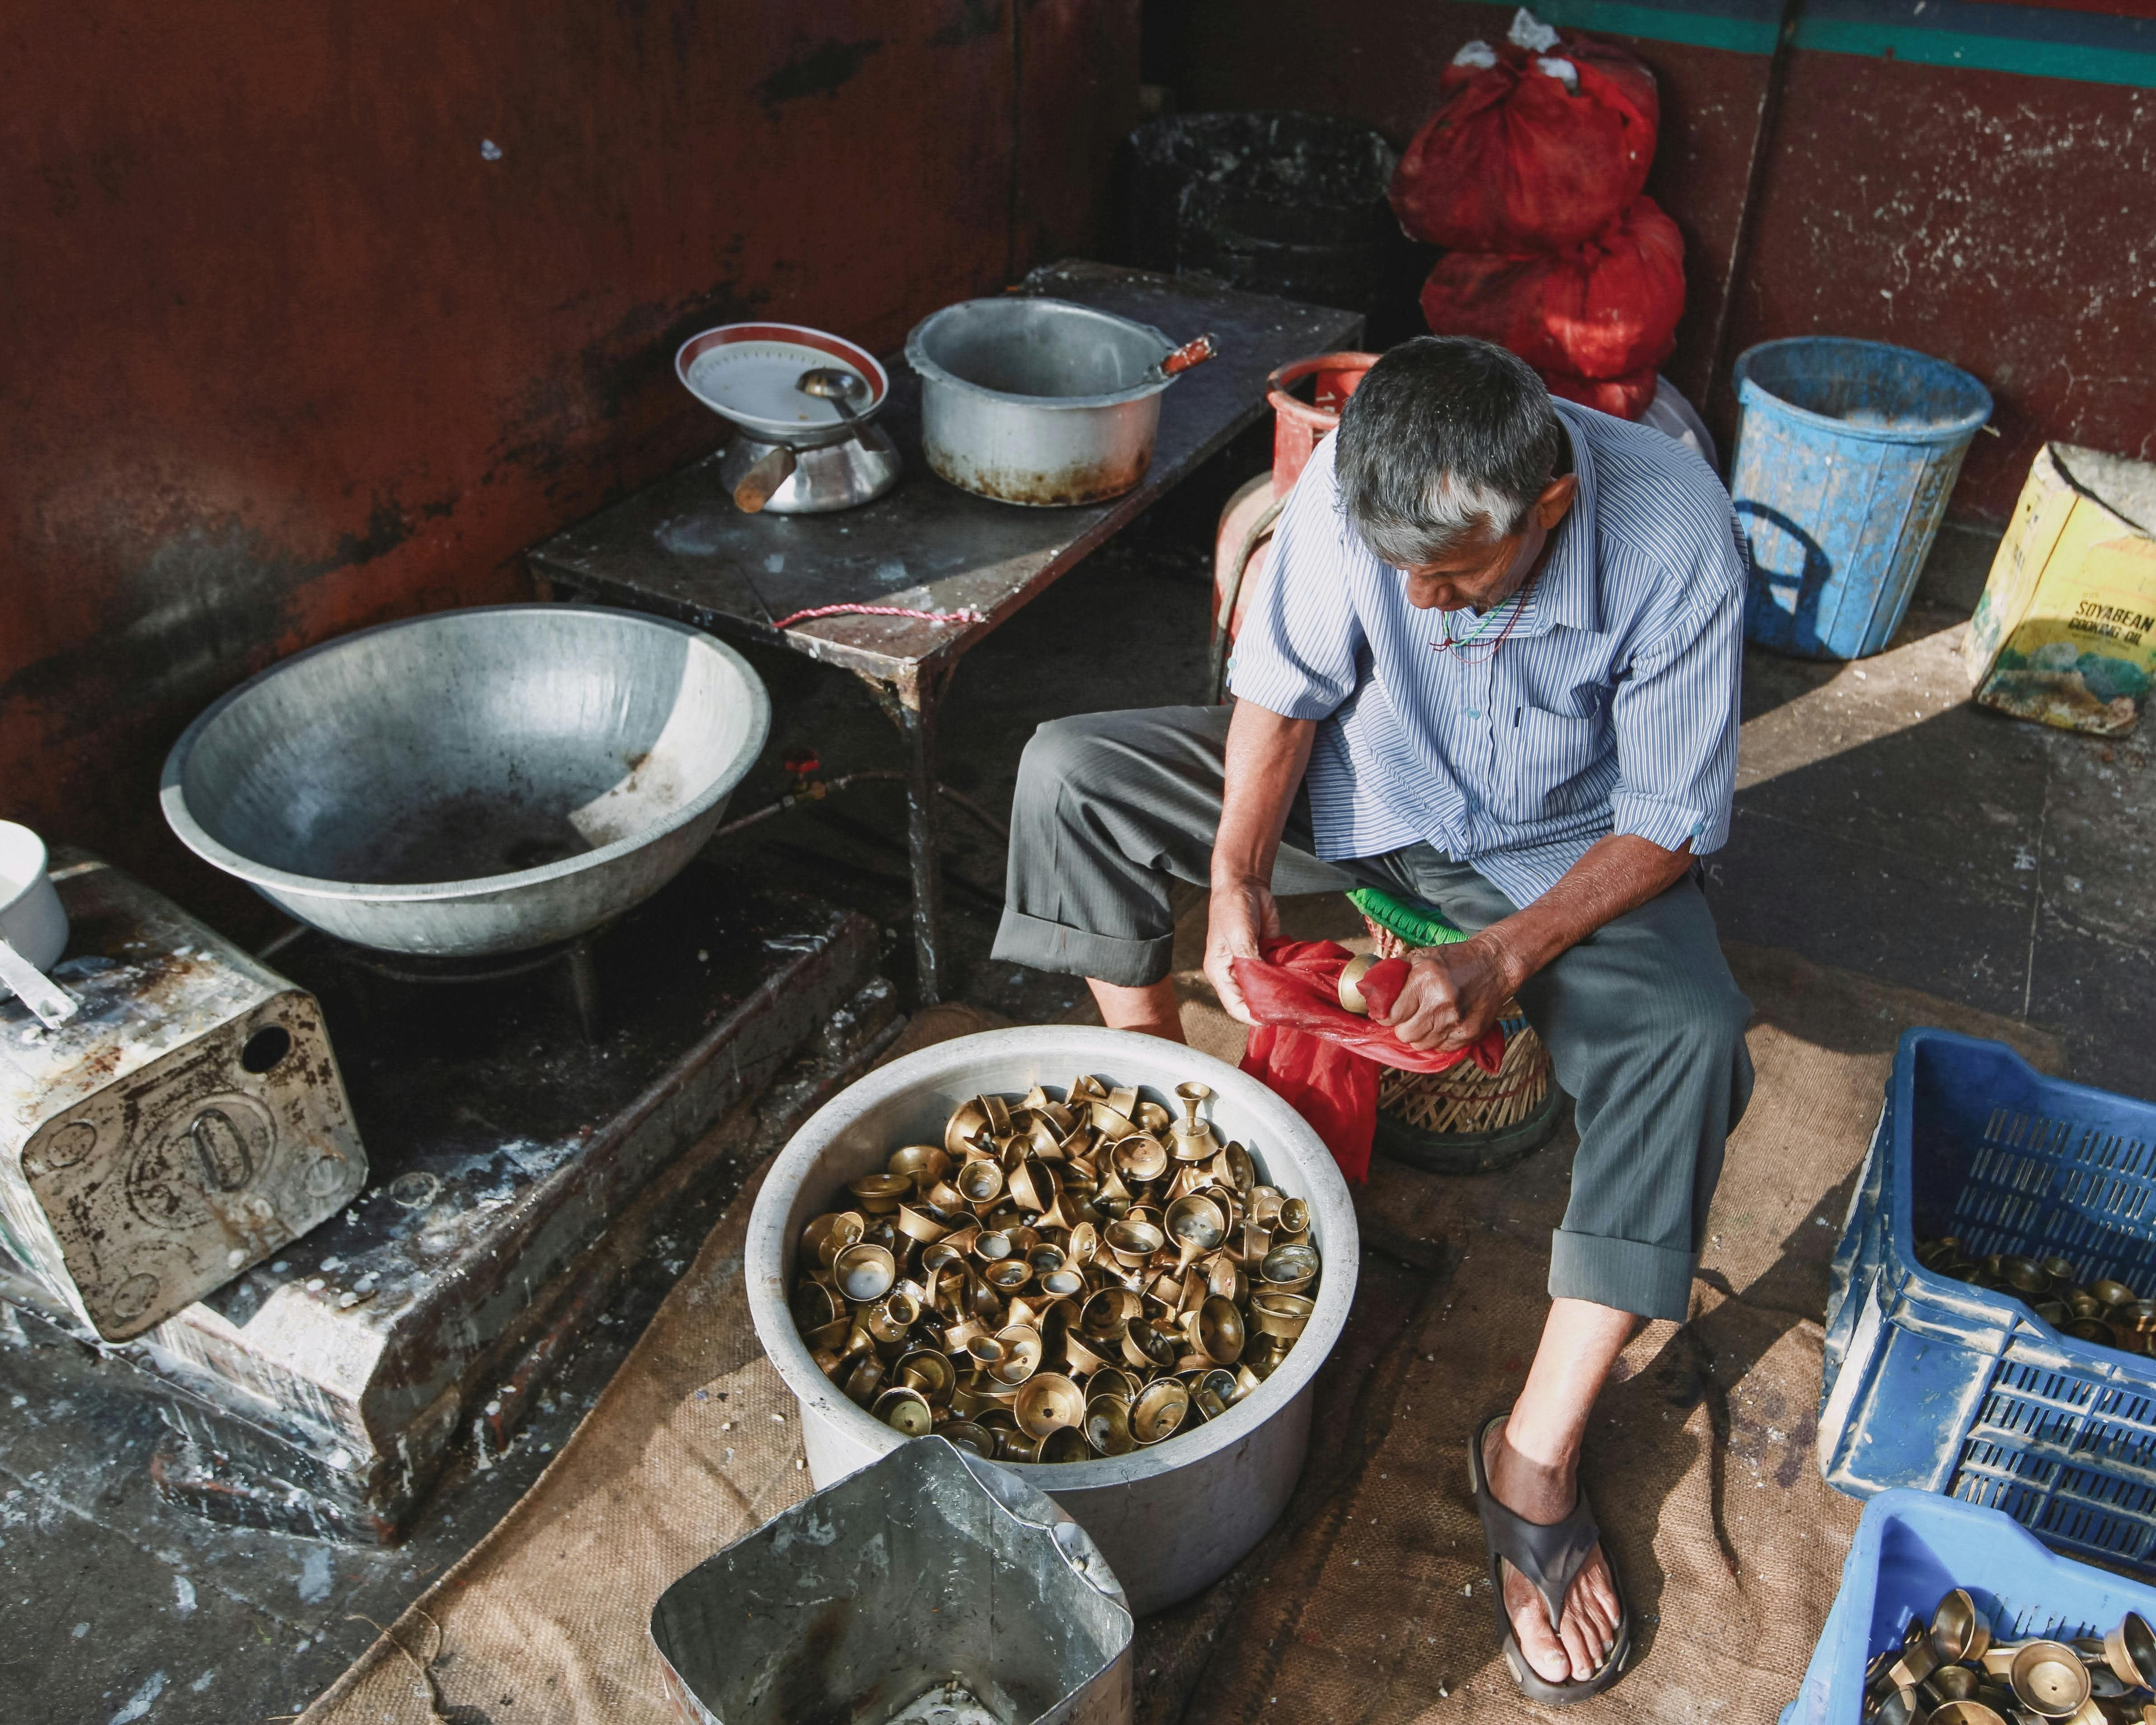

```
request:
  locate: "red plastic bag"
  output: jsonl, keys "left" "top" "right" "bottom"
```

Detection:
{"left": 1232, "top": 940, "right": 1506, "bottom": 1182}
{"left": 1389, "top": 28, "right": 1658, "bottom": 252}
{"left": 1418, "top": 196, "right": 1685, "bottom": 382}
{"left": 1541, "top": 364, "right": 1660, "bottom": 420}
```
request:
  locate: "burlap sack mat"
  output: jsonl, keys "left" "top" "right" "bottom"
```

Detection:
{"left": 304, "top": 949, "right": 2062, "bottom": 1725}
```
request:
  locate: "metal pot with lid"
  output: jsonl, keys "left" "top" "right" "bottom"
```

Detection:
{"left": 675, "top": 322, "right": 901, "bottom": 514}
{"left": 906, "top": 297, "right": 1216, "bottom": 507}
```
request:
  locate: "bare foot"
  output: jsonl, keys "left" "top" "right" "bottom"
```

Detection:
{"left": 1483, "top": 1416, "right": 1623, "bottom": 1685}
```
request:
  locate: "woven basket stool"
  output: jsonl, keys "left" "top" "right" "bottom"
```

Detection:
{"left": 1349, "top": 887, "right": 1565, "bottom": 1175}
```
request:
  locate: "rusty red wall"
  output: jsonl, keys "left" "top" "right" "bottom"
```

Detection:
{"left": 0, "top": 0, "right": 1137, "bottom": 917}
{"left": 1166, "top": 0, "right": 2156, "bottom": 522}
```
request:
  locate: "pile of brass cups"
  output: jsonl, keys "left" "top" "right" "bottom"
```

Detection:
{"left": 787, "top": 1076, "right": 1322, "bottom": 1464}
{"left": 1918, "top": 1238, "right": 2156, "bottom": 1355}
{"left": 1863, "top": 1589, "right": 2156, "bottom": 1725}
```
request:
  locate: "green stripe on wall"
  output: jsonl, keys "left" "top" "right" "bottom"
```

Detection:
{"left": 1530, "top": 0, "right": 2156, "bottom": 85}
{"left": 1796, "top": 17, "right": 2156, "bottom": 83}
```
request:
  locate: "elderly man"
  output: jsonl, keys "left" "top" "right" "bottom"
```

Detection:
{"left": 991, "top": 337, "right": 1753, "bottom": 1703}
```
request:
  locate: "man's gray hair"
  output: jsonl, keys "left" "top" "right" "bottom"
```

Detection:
{"left": 1334, "top": 338, "right": 1565, "bottom": 567}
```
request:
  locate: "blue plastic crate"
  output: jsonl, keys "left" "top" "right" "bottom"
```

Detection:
{"left": 1781, "top": 1489, "right": 2156, "bottom": 1725}
{"left": 1819, "top": 1029, "right": 2156, "bottom": 1571}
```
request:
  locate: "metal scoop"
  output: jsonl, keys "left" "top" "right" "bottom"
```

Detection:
{"left": 797, "top": 367, "right": 870, "bottom": 439}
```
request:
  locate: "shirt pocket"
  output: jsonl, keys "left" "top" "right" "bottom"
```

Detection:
{"left": 1492, "top": 701, "right": 1608, "bottom": 823}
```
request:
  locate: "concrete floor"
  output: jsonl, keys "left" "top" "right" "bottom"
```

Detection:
{"left": 5, "top": 464, "right": 2153, "bottom": 1723}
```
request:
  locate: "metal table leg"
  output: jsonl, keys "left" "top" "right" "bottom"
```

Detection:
{"left": 858, "top": 665, "right": 953, "bottom": 1004}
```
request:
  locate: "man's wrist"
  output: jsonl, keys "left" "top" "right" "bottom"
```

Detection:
{"left": 1468, "top": 922, "right": 1536, "bottom": 995}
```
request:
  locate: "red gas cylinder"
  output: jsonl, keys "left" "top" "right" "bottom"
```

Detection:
{"left": 1209, "top": 352, "right": 1379, "bottom": 697}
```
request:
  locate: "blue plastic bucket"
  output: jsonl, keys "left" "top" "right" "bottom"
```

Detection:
{"left": 1732, "top": 338, "right": 1991, "bottom": 659}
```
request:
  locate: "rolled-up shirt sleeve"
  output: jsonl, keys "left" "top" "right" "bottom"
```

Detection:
{"left": 1608, "top": 572, "right": 1742, "bottom": 856}
{"left": 1224, "top": 440, "right": 1366, "bottom": 721}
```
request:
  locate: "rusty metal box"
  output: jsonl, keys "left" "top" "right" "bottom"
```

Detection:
{"left": 0, "top": 854, "right": 367, "bottom": 1340}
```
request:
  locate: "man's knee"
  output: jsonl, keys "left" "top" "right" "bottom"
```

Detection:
{"left": 1014, "top": 714, "right": 1118, "bottom": 817}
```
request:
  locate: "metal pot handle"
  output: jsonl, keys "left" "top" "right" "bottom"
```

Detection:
{"left": 1160, "top": 333, "right": 1217, "bottom": 379}
{"left": 733, "top": 445, "right": 797, "bottom": 513}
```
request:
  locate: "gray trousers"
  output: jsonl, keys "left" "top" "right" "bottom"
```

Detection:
{"left": 990, "top": 704, "right": 1754, "bottom": 1322}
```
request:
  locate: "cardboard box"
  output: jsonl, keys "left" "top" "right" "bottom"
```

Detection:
{"left": 1965, "top": 442, "right": 2156, "bottom": 735}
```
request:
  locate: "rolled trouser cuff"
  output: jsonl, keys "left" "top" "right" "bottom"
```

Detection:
{"left": 1548, "top": 1227, "right": 1696, "bottom": 1323}
{"left": 992, "top": 908, "right": 1175, "bottom": 990}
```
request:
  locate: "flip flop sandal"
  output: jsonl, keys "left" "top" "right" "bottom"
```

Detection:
{"left": 1468, "top": 1411, "right": 1632, "bottom": 1705}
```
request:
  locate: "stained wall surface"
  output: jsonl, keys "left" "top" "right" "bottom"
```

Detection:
{"left": 1166, "top": 0, "right": 2156, "bottom": 521}
{"left": 0, "top": 1, "right": 1136, "bottom": 910}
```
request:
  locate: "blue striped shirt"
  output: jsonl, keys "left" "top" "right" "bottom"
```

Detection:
{"left": 1226, "top": 400, "right": 1746, "bottom": 908}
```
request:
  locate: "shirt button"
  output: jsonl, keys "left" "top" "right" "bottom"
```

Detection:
{"left": 1465, "top": 707, "right": 1480, "bottom": 719}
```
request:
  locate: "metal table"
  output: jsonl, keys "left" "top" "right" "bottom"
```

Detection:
{"left": 529, "top": 261, "right": 1362, "bottom": 1001}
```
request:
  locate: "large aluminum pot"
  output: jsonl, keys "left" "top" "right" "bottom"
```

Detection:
{"left": 746, "top": 1025, "right": 1358, "bottom": 1616}
{"left": 161, "top": 606, "right": 770, "bottom": 957}
{"left": 906, "top": 298, "right": 1186, "bottom": 506}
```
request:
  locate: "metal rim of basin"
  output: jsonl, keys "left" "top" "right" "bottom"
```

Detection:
{"left": 157, "top": 603, "right": 772, "bottom": 907}
{"left": 746, "top": 1024, "right": 1360, "bottom": 1490}
{"left": 905, "top": 298, "right": 1179, "bottom": 413}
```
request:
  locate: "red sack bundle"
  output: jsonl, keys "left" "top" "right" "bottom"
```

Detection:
{"left": 1389, "top": 26, "right": 1659, "bottom": 252}
{"left": 1540, "top": 364, "right": 1660, "bottom": 421}
{"left": 1417, "top": 195, "right": 1685, "bottom": 384}
{"left": 1232, "top": 939, "right": 1506, "bottom": 1183}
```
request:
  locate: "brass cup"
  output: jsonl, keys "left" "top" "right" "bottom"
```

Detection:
{"left": 2092, "top": 1280, "right": 2138, "bottom": 1309}
{"left": 1165, "top": 1195, "right": 1227, "bottom": 1273}
{"left": 939, "top": 1418, "right": 994, "bottom": 1458}
{"left": 974, "top": 1229, "right": 1016, "bottom": 1263}
{"left": 1926, "top": 1666, "right": 1983, "bottom": 1706}
{"left": 2066, "top": 1318, "right": 2116, "bottom": 1345}
{"left": 1261, "top": 1241, "right": 1322, "bottom": 1293}
{"left": 1040, "top": 1267, "right": 1085, "bottom": 1300}
{"left": 957, "top": 1159, "right": 1005, "bottom": 1206}
{"left": 2072, "top": 1293, "right": 2104, "bottom": 1321}
{"left": 1250, "top": 1291, "right": 1315, "bottom": 1339}
{"left": 1876, "top": 1683, "right": 1925, "bottom": 1725}
{"left": 792, "top": 1282, "right": 841, "bottom": 1332}
{"left": 1063, "top": 1332, "right": 1113, "bottom": 1379}
{"left": 1088, "top": 1367, "right": 1139, "bottom": 1405}
{"left": 896, "top": 1204, "right": 951, "bottom": 1245}
{"left": 945, "top": 1097, "right": 991, "bottom": 1157}
{"left": 2011, "top": 1641, "right": 2092, "bottom": 1719}
{"left": 1105, "top": 1218, "right": 1166, "bottom": 1269}
{"left": 1080, "top": 1286, "right": 1138, "bottom": 1342}
{"left": 1068, "top": 1222, "right": 1101, "bottom": 1266}
{"left": 2106, "top": 1614, "right": 2156, "bottom": 1689}
{"left": 1932, "top": 1588, "right": 1993, "bottom": 1666}
{"left": 1927, "top": 1704, "right": 2010, "bottom": 1725}
{"left": 990, "top": 1324, "right": 1043, "bottom": 1385}
{"left": 965, "top": 1332, "right": 1007, "bottom": 1368}
{"left": 896, "top": 1348, "right": 957, "bottom": 1404}
{"left": 996, "top": 1429, "right": 1042, "bottom": 1464}
{"left": 1249, "top": 1185, "right": 1285, "bottom": 1227}
{"left": 1131, "top": 1379, "right": 1191, "bottom": 1445}
{"left": 864, "top": 1291, "right": 920, "bottom": 1343}
{"left": 1122, "top": 1320, "right": 1180, "bottom": 1371}
{"left": 1277, "top": 1197, "right": 1311, "bottom": 1236}
{"left": 2001, "top": 1257, "right": 2051, "bottom": 1296}
{"left": 1196, "top": 1367, "right": 1241, "bottom": 1419}
{"left": 1199, "top": 1294, "right": 1246, "bottom": 1365}
{"left": 889, "top": 1143, "right": 950, "bottom": 1185}
{"left": 1337, "top": 951, "right": 1378, "bottom": 1015}
{"left": 1084, "top": 1394, "right": 1135, "bottom": 1455}
{"left": 1038, "top": 1425, "right": 1092, "bottom": 1464}
{"left": 1015, "top": 1372, "right": 1087, "bottom": 1438}
{"left": 806, "top": 1210, "right": 866, "bottom": 1269}
{"left": 1113, "top": 1134, "right": 1171, "bottom": 1183}
{"left": 848, "top": 1172, "right": 913, "bottom": 1214}
{"left": 1008, "top": 1159, "right": 1047, "bottom": 1212}
{"left": 1207, "top": 1255, "right": 1247, "bottom": 1304}
{"left": 834, "top": 1243, "right": 897, "bottom": 1303}
{"left": 984, "top": 1258, "right": 1033, "bottom": 1293}
{"left": 843, "top": 1352, "right": 886, "bottom": 1406}
{"left": 2039, "top": 1256, "right": 2078, "bottom": 1282}
{"left": 2033, "top": 1299, "right": 2073, "bottom": 1327}
{"left": 1888, "top": 1629, "right": 1940, "bottom": 1690}
{"left": 872, "top": 1386, "right": 935, "bottom": 1436}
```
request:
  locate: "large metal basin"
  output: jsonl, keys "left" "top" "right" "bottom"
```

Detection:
{"left": 161, "top": 605, "right": 770, "bottom": 957}
{"left": 906, "top": 298, "right": 1177, "bottom": 506}
{"left": 746, "top": 1026, "right": 1358, "bottom": 1616}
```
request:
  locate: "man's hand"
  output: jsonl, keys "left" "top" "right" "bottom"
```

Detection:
{"left": 1204, "top": 878, "right": 1281, "bottom": 1025}
{"left": 1374, "top": 934, "right": 1515, "bottom": 1052}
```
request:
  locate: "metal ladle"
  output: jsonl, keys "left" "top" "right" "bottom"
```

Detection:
{"left": 798, "top": 367, "right": 869, "bottom": 441}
